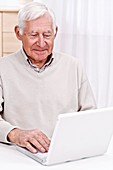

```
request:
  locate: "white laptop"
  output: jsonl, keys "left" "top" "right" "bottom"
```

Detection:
{"left": 16, "top": 107, "right": 113, "bottom": 166}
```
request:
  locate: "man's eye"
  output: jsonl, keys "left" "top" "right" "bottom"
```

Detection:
{"left": 30, "top": 34, "right": 37, "bottom": 37}
{"left": 44, "top": 34, "right": 52, "bottom": 38}
{"left": 29, "top": 34, "right": 37, "bottom": 39}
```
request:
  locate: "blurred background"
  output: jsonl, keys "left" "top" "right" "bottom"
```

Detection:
{"left": 0, "top": 0, "right": 113, "bottom": 108}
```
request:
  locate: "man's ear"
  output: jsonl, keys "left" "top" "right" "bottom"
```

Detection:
{"left": 14, "top": 25, "right": 23, "bottom": 41}
{"left": 54, "top": 26, "right": 58, "bottom": 38}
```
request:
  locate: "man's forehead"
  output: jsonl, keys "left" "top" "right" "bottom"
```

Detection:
{"left": 24, "top": 18, "right": 53, "bottom": 29}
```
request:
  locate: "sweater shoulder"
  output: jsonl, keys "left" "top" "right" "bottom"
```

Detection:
{"left": 0, "top": 50, "right": 22, "bottom": 69}
{"left": 54, "top": 51, "right": 78, "bottom": 60}
{"left": 0, "top": 50, "right": 20, "bottom": 62}
{"left": 54, "top": 51, "right": 87, "bottom": 81}
{"left": 54, "top": 51, "right": 81, "bottom": 67}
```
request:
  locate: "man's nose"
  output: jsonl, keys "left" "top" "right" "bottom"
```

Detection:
{"left": 36, "top": 35, "right": 45, "bottom": 47}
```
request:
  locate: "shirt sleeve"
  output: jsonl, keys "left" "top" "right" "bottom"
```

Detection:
{"left": 0, "top": 76, "right": 17, "bottom": 143}
{"left": 78, "top": 79, "right": 97, "bottom": 111}
{"left": 77, "top": 60, "right": 97, "bottom": 111}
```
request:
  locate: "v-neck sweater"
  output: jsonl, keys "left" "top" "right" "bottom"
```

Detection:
{"left": 0, "top": 49, "right": 96, "bottom": 143}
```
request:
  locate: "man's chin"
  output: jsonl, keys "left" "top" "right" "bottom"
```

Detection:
{"left": 32, "top": 53, "right": 48, "bottom": 62}
{"left": 33, "top": 50, "right": 47, "bottom": 56}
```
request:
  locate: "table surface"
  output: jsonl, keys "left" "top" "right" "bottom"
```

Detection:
{"left": 0, "top": 136, "right": 113, "bottom": 170}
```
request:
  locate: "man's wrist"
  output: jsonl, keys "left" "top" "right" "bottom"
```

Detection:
{"left": 7, "top": 128, "right": 19, "bottom": 143}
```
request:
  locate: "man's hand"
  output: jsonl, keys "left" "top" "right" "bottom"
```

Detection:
{"left": 7, "top": 128, "right": 50, "bottom": 153}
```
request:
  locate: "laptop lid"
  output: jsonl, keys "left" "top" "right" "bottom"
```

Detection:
{"left": 46, "top": 107, "right": 113, "bottom": 165}
{"left": 16, "top": 107, "right": 113, "bottom": 166}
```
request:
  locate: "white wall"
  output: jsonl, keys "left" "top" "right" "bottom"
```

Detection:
{"left": 0, "top": 0, "right": 113, "bottom": 108}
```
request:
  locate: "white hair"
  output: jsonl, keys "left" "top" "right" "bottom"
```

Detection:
{"left": 18, "top": 2, "right": 56, "bottom": 34}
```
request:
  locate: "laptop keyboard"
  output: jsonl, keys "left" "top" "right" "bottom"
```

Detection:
{"left": 35, "top": 151, "right": 48, "bottom": 159}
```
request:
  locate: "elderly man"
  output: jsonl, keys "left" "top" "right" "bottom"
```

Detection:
{"left": 0, "top": 2, "right": 96, "bottom": 153}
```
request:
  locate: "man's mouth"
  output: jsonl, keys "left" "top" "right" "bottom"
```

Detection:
{"left": 33, "top": 49, "right": 47, "bottom": 52}
{"left": 33, "top": 49, "right": 47, "bottom": 55}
